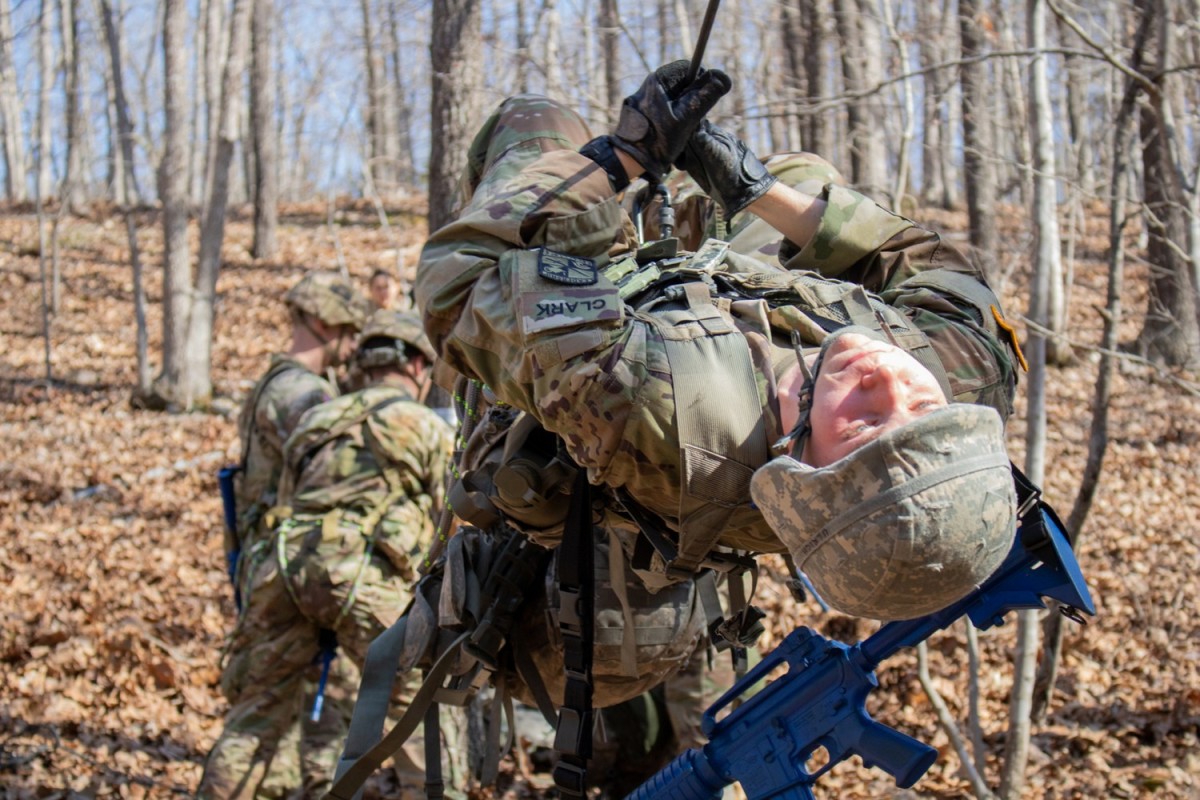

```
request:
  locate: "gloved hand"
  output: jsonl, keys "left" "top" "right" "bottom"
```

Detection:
{"left": 676, "top": 119, "right": 778, "bottom": 216}
{"left": 611, "top": 60, "right": 731, "bottom": 182}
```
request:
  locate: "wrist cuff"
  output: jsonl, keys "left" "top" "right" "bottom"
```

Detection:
{"left": 580, "top": 136, "right": 630, "bottom": 193}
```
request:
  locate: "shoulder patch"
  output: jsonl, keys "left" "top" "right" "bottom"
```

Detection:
{"left": 537, "top": 248, "right": 598, "bottom": 285}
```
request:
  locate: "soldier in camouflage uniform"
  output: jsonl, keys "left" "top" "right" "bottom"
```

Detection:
{"left": 415, "top": 62, "right": 1025, "bottom": 626}
{"left": 215, "top": 271, "right": 369, "bottom": 799}
{"left": 200, "top": 310, "right": 455, "bottom": 799}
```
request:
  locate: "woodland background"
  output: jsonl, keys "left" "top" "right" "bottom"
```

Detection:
{"left": 2, "top": 0, "right": 1200, "bottom": 797}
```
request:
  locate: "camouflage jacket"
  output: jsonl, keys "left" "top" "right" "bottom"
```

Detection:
{"left": 416, "top": 149, "right": 1019, "bottom": 554}
{"left": 234, "top": 356, "right": 337, "bottom": 547}
{"left": 278, "top": 385, "right": 454, "bottom": 576}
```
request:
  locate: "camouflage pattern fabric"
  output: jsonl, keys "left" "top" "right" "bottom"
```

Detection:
{"left": 454, "top": 94, "right": 593, "bottom": 215}
{"left": 416, "top": 137, "right": 1017, "bottom": 559}
{"left": 285, "top": 271, "right": 371, "bottom": 329}
{"left": 234, "top": 357, "right": 336, "bottom": 554}
{"left": 200, "top": 385, "right": 456, "bottom": 799}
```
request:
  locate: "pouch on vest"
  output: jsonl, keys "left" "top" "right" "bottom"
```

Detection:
{"left": 448, "top": 406, "right": 578, "bottom": 547}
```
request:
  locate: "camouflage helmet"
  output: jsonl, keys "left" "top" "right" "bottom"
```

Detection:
{"left": 285, "top": 271, "right": 369, "bottom": 330}
{"left": 355, "top": 309, "right": 436, "bottom": 370}
{"left": 750, "top": 404, "right": 1015, "bottom": 621}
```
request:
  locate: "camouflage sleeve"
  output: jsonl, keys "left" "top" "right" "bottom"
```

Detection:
{"left": 416, "top": 150, "right": 683, "bottom": 502}
{"left": 417, "top": 149, "right": 632, "bottom": 392}
{"left": 782, "top": 183, "right": 1021, "bottom": 418}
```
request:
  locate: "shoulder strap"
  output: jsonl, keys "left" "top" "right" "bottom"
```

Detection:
{"left": 660, "top": 285, "right": 770, "bottom": 578}
{"left": 238, "top": 359, "right": 303, "bottom": 472}
{"left": 551, "top": 468, "right": 595, "bottom": 798}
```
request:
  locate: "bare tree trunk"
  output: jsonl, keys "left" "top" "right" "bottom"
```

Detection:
{"left": 428, "top": 0, "right": 482, "bottom": 231}
{"left": 160, "top": 0, "right": 192, "bottom": 401}
{"left": 879, "top": 0, "right": 915, "bottom": 207}
{"left": 832, "top": 0, "right": 886, "bottom": 196}
{"left": 0, "top": 0, "right": 29, "bottom": 201}
{"left": 184, "top": 0, "right": 251, "bottom": 406}
{"left": 599, "top": 0, "right": 619, "bottom": 118}
{"left": 997, "top": 3, "right": 1032, "bottom": 206}
{"left": 36, "top": 186, "right": 53, "bottom": 384}
{"left": 386, "top": 0, "right": 416, "bottom": 185}
{"left": 361, "top": 0, "right": 388, "bottom": 196}
{"left": 37, "top": 0, "right": 55, "bottom": 204}
{"left": 959, "top": 0, "right": 999, "bottom": 277}
{"left": 999, "top": 2, "right": 1057, "bottom": 794}
{"left": 801, "top": 0, "right": 829, "bottom": 157}
{"left": 918, "top": 0, "right": 959, "bottom": 209}
{"left": 202, "top": 0, "right": 226, "bottom": 206}
{"left": 1133, "top": 0, "right": 1200, "bottom": 367}
{"left": 251, "top": 0, "right": 278, "bottom": 259}
{"left": 1056, "top": 11, "right": 1095, "bottom": 198}
{"left": 1033, "top": 43, "right": 1145, "bottom": 724}
{"left": 777, "top": 0, "right": 802, "bottom": 149}
{"left": 60, "top": 0, "right": 88, "bottom": 210}
{"left": 99, "top": 0, "right": 151, "bottom": 396}
{"left": 1027, "top": 0, "right": 1069, "bottom": 365}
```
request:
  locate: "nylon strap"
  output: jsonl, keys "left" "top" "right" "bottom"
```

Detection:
{"left": 660, "top": 293, "right": 769, "bottom": 577}
{"left": 551, "top": 468, "right": 595, "bottom": 797}
{"left": 329, "top": 624, "right": 468, "bottom": 800}
{"left": 423, "top": 703, "right": 444, "bottom": 799}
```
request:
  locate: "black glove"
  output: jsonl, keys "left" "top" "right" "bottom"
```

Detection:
{"left": 611, "top": 60, "right": 731, "bottom": 182}
{"left": 676, "top": 119, "right": 777, "bottom": 216}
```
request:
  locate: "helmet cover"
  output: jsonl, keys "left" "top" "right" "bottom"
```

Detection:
{"left": 750, "top": 404, "right": 1015, "bottom": 620}
{"left": 355, "top": 309, "right": 437, "bottom": 370}
{"left": 285, "top": 272, "right": 370, "bottom": 329}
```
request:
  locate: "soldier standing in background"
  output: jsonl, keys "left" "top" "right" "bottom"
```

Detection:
{"left": 200, "top": 310, "right": 457, "bottom": 799}
{"left": 368, "top": 269, "right": 400, "bottom": 310}
{"left": 211, "top": 271, "right": 369, "bottom": 798}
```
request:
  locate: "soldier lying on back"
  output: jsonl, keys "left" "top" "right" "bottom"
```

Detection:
{"left": 416, "top": 62, "right": 1025, "bottom": 623}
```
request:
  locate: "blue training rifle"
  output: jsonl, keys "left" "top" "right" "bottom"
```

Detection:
{"left": 626, "top": 478, "right": 1096, "bottom": 800}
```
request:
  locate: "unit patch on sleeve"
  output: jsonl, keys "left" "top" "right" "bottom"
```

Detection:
{"left": 537, "top": 248, "right": 599, "bottom": 285}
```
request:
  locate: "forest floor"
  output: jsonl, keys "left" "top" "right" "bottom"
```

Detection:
{"left": 1, "top": 198, "right": 1197, "bottom": 800}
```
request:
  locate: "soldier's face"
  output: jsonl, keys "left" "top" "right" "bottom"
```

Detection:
{"left": 803, "top": 333, "right": 947, "bottom": 467}
{"left": 370, "top": 276, "right": 396, "bottom": 309}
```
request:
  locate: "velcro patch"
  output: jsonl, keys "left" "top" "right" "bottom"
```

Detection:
{"left": 537, "top": 248, "right": 598, "bottom": 285}
{"left": 519, "top": 288, "right": 620, "bottom": 335}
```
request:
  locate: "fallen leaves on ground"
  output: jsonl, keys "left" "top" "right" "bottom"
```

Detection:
{"left": 1, "top": 199, "right": 1196, "bottom": 799}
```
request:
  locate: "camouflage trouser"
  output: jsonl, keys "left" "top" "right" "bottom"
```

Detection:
{"left": 198, "top": 518, "right": 433, "bottom": 799}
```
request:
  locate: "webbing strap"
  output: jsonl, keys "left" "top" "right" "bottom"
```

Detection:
{"left": 606, "top": 528, "right": 639, "bottom": 677}
{"left": 551, "top": 469, "right": 595, "bottom": 797}
{"left": 329, "top": 626, "right": 469, "bottom": 800}
{"left": 512, "top": 639, "right": 559, "bottom": 727}
{"left": 662, "top": 320, "right": 768, "bottom": 577}
{"left": 423, "top": 703, "right": 444, "bottom": 799}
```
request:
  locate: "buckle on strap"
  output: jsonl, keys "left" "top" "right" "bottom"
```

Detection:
{"left": 553, "top": 707, "right": 593, "bottom": 758}
{"left": 552, "top": 759, "right": 588, "bottom": 797}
